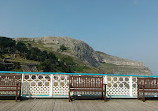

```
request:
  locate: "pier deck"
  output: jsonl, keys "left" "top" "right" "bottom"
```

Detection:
{"left": 0, "top": 99, "right": 158, "bottom": 111}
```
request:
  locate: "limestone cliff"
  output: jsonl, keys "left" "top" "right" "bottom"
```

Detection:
{"left": 15, "top": 36, "right": 153, "bottom": 75}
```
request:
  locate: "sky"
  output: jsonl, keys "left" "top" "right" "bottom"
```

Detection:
{"left": 0, "top": 0, "right": 158, "bottom": 75}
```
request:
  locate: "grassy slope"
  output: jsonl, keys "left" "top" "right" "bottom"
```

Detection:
{"left": 99, "top": 63, "right": 151, "bottom": 75}
{"left": 18, "top": 40, "right": 100, "bottom": 73}
{"left": 3, "top": 54, "right": 39, "bottom": 64}
{"left": 16, "top": 38, "right": 152, "bottom": 75}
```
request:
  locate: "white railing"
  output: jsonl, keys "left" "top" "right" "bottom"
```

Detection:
{"left": 1, "top": 71, "right": 158, "bottom": 98}
{"left": 22, "top": 73, "right": 137, "bottom": 98}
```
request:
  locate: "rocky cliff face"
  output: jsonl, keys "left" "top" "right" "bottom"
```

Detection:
{"left": 15, "top": 36, "right": 153, "bottom": 75}
{"left": 96, "top": 51, "right": 152, "bottom": 75}
{"left": 15, "top": 37, "right": 99, "bottom": 66}
{"left": 96, "top": 51, "right": 144, "bottom": 66}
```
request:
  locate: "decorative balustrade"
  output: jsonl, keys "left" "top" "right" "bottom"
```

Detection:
{"left": 1, "top": 71, "right": 158, "bottom": 98}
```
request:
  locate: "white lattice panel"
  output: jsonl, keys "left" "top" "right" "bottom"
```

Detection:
{"left": 106, "top": 76, "right": 131, "bottom": 96}
{"left": 52, "top": 75, "right": 69, "bottom": 96}
{"left": 132, "top": 77, "right": 137, "bottom": 96}
{"left": 22, "top": 74, "right": 50, "bottom": 96}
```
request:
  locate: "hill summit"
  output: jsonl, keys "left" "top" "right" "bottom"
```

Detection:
{"left": 14, "top": 36, "right": 152, "bottom": 75}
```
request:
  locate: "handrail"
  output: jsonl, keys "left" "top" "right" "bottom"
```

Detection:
{"left": 0, "top": 71, "right": 157, "bottom": 78}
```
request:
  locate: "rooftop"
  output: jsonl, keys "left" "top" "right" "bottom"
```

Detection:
{"left": 0, "top": 99, "right": 158, "bottom": 111}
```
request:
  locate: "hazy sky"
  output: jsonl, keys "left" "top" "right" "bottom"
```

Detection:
{"left": 0, "top": 0, "right": 158, "bottom": 75}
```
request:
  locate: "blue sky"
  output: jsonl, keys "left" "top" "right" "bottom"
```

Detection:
{"left": 0, "top": 0, "right": 158, "bottom": 75}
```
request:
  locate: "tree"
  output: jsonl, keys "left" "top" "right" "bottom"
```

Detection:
{"left": 0, "top": 37, "right": 16, "bottom": 54}
{"left": 0, "top": 51, "right": 3, "bottom": 59}
{"left": 16, "top": 42, "right": 28, "bottom": 53}
{"left": 27, "top": 43, "right": 32, "bottom": 50}
{"left": 60, "top": 45, "right": 67, "bottom": 51}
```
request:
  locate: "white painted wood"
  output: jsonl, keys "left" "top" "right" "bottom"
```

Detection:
{"left": 49, "top": 75, "right": 53, "bottom": 96}
{"left": 129, "top": 76, "right": 133, "bottom": 97}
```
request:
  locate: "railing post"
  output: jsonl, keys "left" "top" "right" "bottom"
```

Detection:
{"left": 103, "top": 75, "right": 107, "bottom": 84}
{"left": 21, "top": 73, "right": 24, "bottom": 96}
{"left": 129, "top": 76, "right": 133, "bottom": 97}
{"left": 104, "top": 75, "right": 107, "bottom": 96}
{"left": 49, "top": 74, "right": 53, "bottom": 97}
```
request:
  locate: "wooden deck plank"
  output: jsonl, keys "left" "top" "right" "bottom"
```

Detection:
{"left": 20, "top": 99, "right": 41, "bottom": 111}
{"left": 21, "top": 99, "right": 40, "bottom": 111}
{"left": 0, "top": 100, "right": 18, "bottom": 111}
{"left": 37, "top": 99, "right": 55, "bottom": 111}
{"left": 123, "top": 99, "right": 158, "bottom": 111}
{"left": 135, "top": 100, "right": 158, "bottom": 110}
{"left": 72, "top": 100, "right": 96, "bottom": 111}
{"left": 53, "top": 99, "right": 74, "bottom": 111}
{"left": 9, "top": 99, "right": 39, "bottom": 111}
{"left": 30, "top": 99, "right": 56, "bottom": 111}
{"left": 0, "top": 100, "right": 13, "bottom": 110}
{"left": 30, "top": 99, "right": 46, "bottom": 111}
{"left": 0, "top": 99, "right": 158, "bottom": 111}
{"left": 87, "top": 100, "right": 117, "bottom": 111}
{"left": 7, "top": 100, "right": 29, "bottom": 111}
{"left": 0, "top": 101, "right": 12, "bottom": 111}
{"left": 110, "top": 99, "right": 142, "bottom": 111}
{"left": 106, "top": 99, "right": 142, "bottom": 111}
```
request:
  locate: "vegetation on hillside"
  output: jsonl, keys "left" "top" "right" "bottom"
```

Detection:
{"left": 1, "top": 36, "right": 152, "bottom": 75}
{"left": 0, "top": 37, "right": 86, "bottom": 72}
{"left": 60, "top": 44, "right": 67, "bottom": 51}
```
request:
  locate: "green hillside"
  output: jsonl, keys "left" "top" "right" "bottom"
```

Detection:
{"left": 0, "top": 36, "right": 99, "bottom": 73}
{"left": 0, "top": 36, "right": 153, "bottom": 75}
